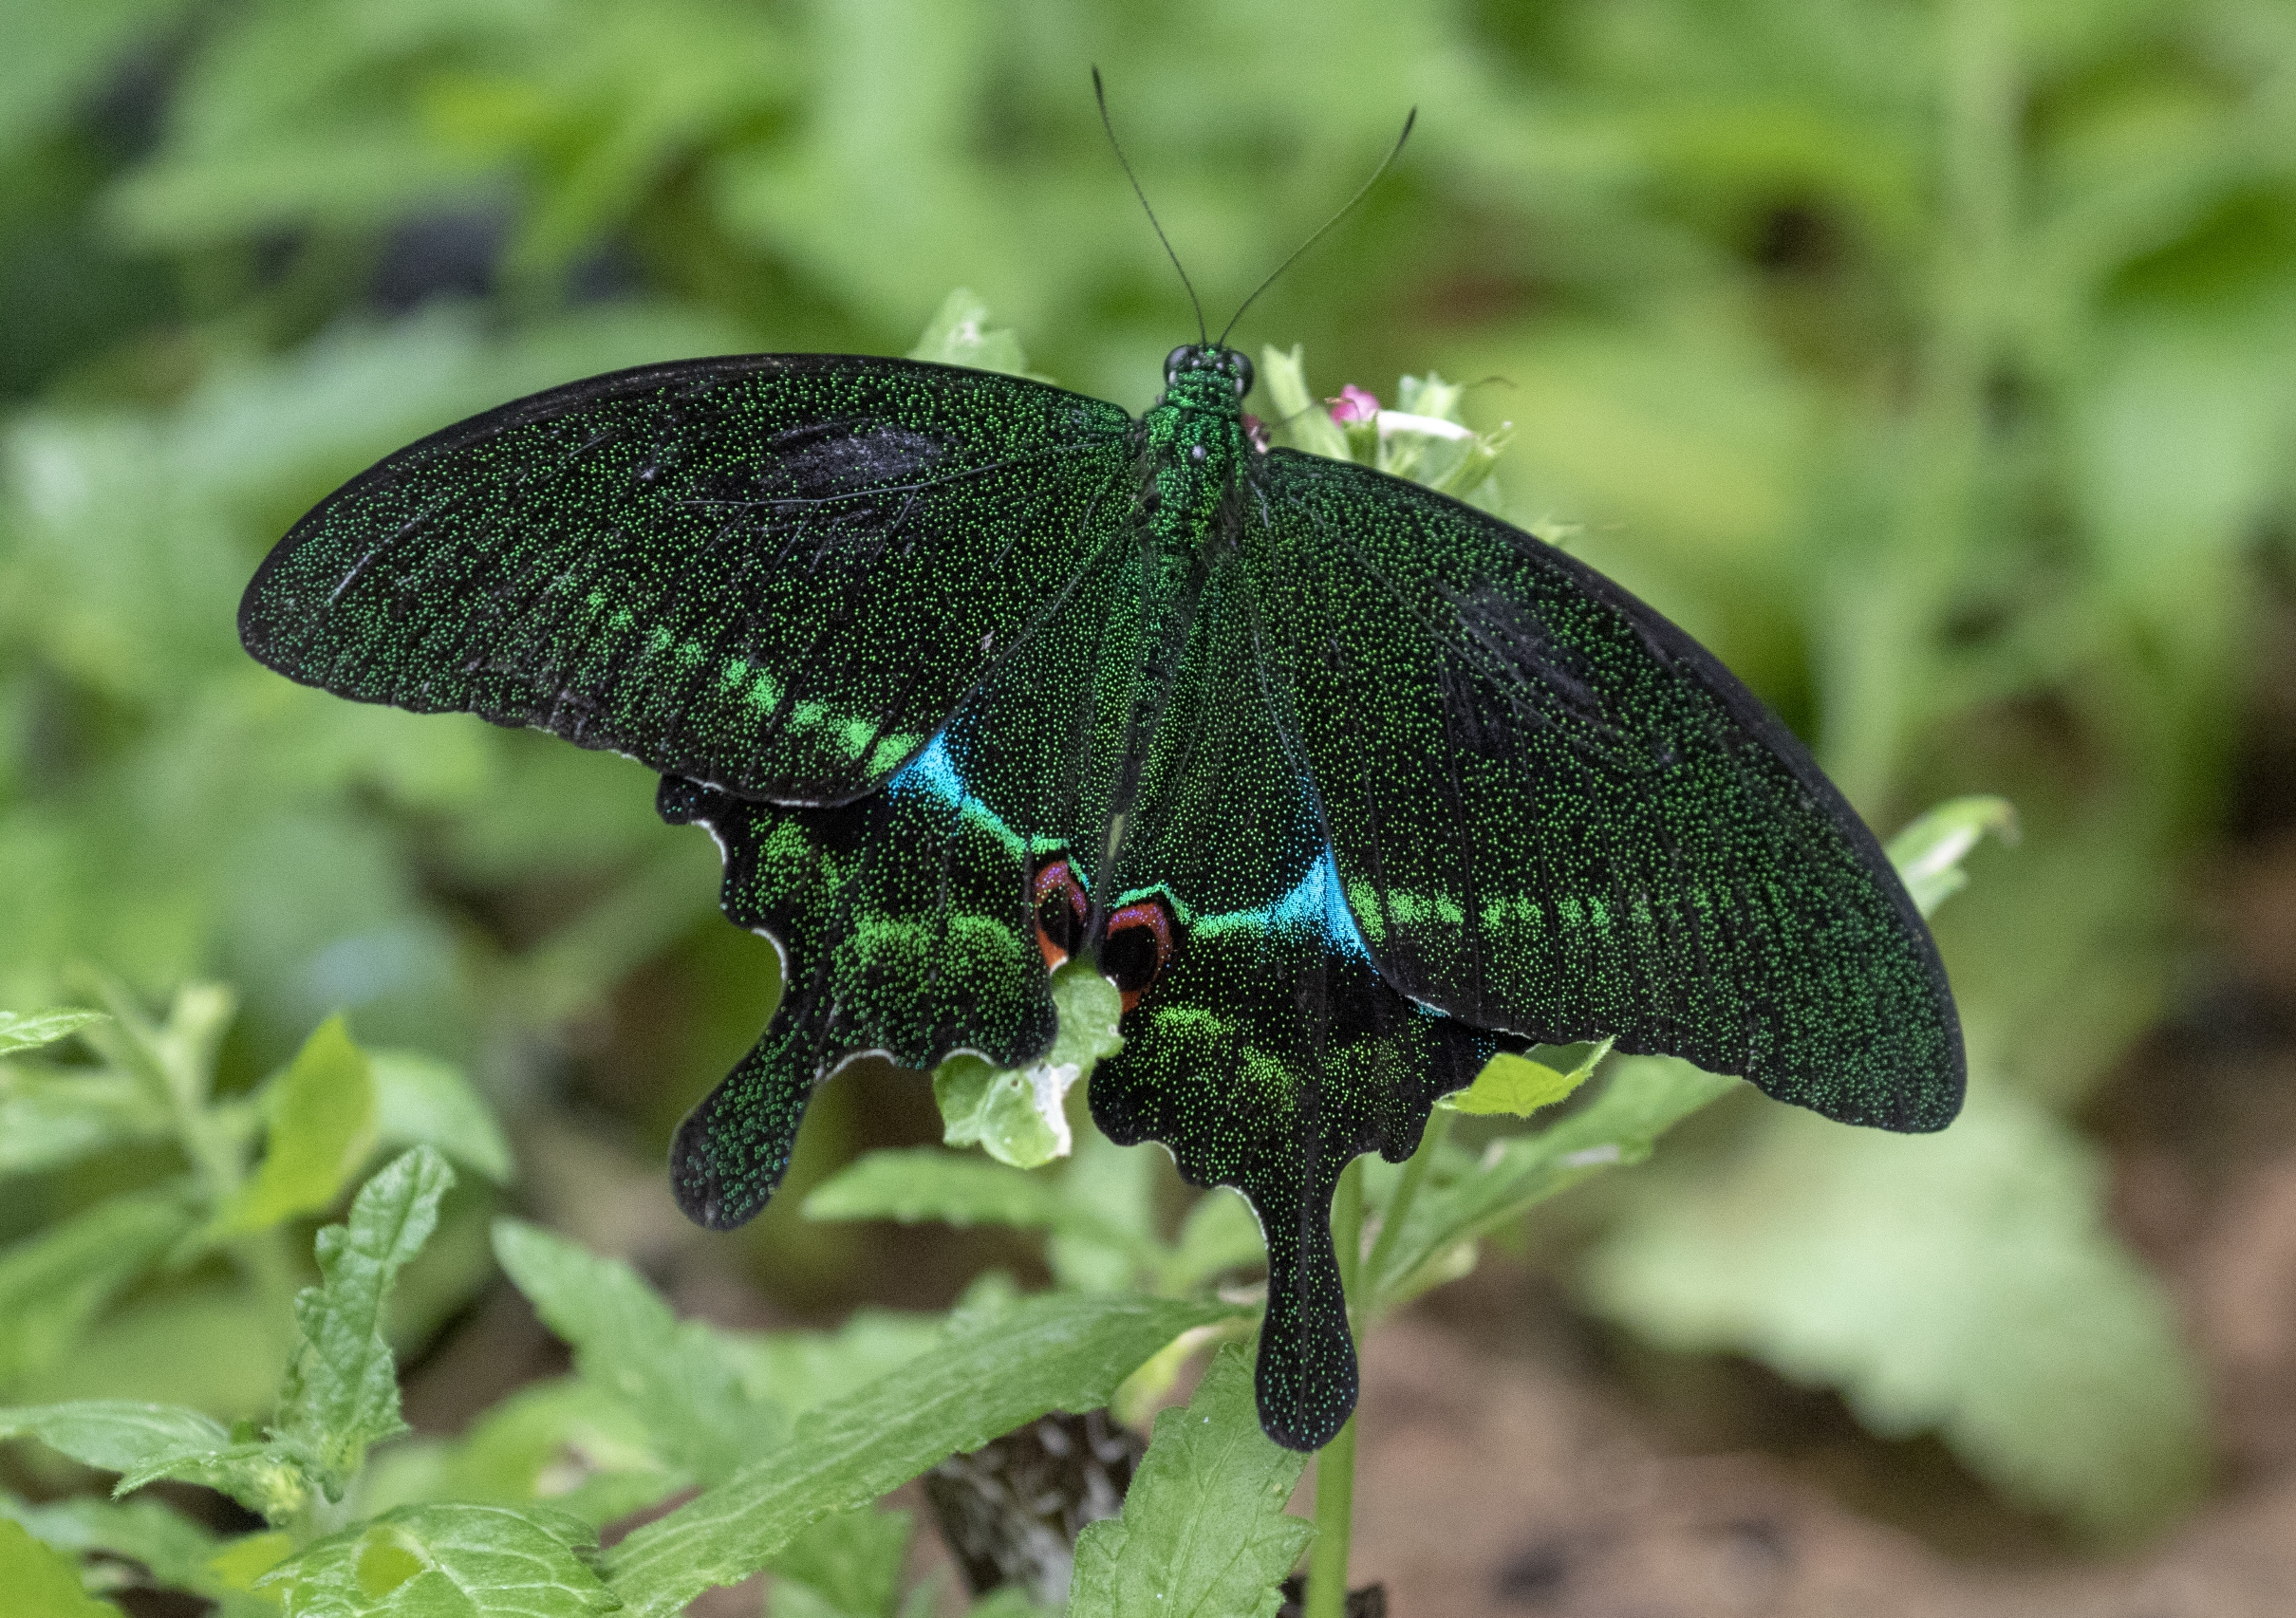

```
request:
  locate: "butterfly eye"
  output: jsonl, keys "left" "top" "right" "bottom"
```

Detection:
{"left": 1099, "top": 897, "right": 1176, "bottom": 1013}
{"left": 1032, "top": 858, "right": 1092, "bottom": 969}
{"left": 1223, "top": 350, "right": 1255, "bottom": 398}
{"left": 1165, "top": 345, "right": 1197, "bottom": 387}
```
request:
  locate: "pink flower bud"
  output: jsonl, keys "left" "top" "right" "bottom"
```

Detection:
{"left": 1326, "top": 384, "right": 1380, "bottom": 424}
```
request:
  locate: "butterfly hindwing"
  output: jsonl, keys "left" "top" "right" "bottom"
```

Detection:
{"left": 657, "top": 509, "right": 1147, "bottom": 1228}
{"left": 1241, "top": 449, "right": 1964, "bottom": 1131}
{"left": 241, "top": 356, "right": 1134, "bottom": 803}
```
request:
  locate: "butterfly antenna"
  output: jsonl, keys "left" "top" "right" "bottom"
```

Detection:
{"left": 1094, "top": 66, "right": 1206, "bottom": 347}
{"left": 1217, "top": 107, "right": 1415, "bottom": 349}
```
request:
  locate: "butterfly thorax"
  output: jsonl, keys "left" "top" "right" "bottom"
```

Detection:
{"left": 1143, "top": 346, "right": 1253, "bottom": 553}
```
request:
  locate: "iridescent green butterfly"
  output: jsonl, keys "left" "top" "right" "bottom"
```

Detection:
{"left": 239, "top": 126, "right": 1960, "bottom": 1456}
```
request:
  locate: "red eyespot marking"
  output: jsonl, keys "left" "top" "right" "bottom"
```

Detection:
{"left": 1100, "top": 896, "right": 1177, "bottom": 1014}
{"left": 1032, "top": 858, "right": 1091, "bottom": 970}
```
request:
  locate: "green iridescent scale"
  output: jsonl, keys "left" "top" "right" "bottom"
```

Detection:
{"left": 242, "top": 344, "right": 1962, "bottom": 1455}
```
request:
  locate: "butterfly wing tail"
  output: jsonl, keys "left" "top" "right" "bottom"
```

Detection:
{"left": 1252, "top": 1173, "right": 1359, "bottom": 1452}
{"left": 670, "top": 1023, "right": 823, "bottom": 1229}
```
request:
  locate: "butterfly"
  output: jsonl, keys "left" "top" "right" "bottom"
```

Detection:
{"left": 238, "top": 329, "right": 1962, "bottom": 1451}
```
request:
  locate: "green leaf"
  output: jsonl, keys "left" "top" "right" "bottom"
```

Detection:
{"left": 215, "top": 1015, "right": 379, "bottom": 1236}
{"left": 0, "top": 1400, "right": 233, "bottom": 1475}
{"left": 1368, "top": 1056, "right": 1736, "bottom": 1311}
{"left": 257, "top": 1503, "right": 620, "bottom": 1616}
{"left": 602, "top": 1294, "right": 1231, "bottom": 1618}
{"left": 369, "top": 1051, "right": 514, "bottom": 1184}
{"left": 0, "top": 1009, "right": 107, "bottom": 1058}
{"left": 0, "top": 1516, "right": 116, "bottom": 1618}
{"left": 273, "top": 1146, "right": 456, "bottom": 1498}
{"left": 934, "top": 962, "right": 1123, "bottom": 1169}
{"left": 1584, "top": 1083, "right": 2209, "bottom": 1538}
{"left": 1441, "top": 1038, "right": 1615, "bottom": 1118}
{"left": 767, "top": 1506, "right": 911, "bottom": 1618}
{"left": 905, "top": 288, "right": 1045, "bottom": 381}
{"left": 1887, "top": 796, "right": 2018, "bottom": 918}
{"left": 0, "top": 1189, "right": 187, "bottom": 1386}
{"left": 1068, "top": 1344, "right": 1313, "bottom": 1618}
{"left": 491, "top": 1219, "right": 781, "bottom": 1486}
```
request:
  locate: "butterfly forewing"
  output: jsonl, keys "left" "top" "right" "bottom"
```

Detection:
{"left": 1241, "top": 449, "right": 1963, "bottom": 1131}
{"left": 241, "top": 355, "right": 1134, "bottom": 804}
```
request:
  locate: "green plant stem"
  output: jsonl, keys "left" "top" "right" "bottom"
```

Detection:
{"left": 1304, "top": 1157, "right": 1365, "bottom": 1618}
{"left": 1304, "top": 1414, "right": 1358, "bottom": 1618}
{"left": 1361, "top": 1107, "right": 1451, "bottom": 1316}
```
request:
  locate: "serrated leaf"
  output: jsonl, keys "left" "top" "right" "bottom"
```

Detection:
{"left": 274, "top": 1147, "right": 456, "bottom": 1498}
{"left": 905, "top": 288, "right": 1045, "bottom": 381}
{"left": 1368, "top": 1056, "right": 1736, "bottom": 1311}
{"left": 215, "top": 1016, "right": 378, "bottom": 1236}
{"left": 1442, "top": 1038, "right": 1615, "bottom": 1118}
{"left": 113, "top": 1442, "right": 313, "bottom": 1523}
{"left": 1887, "top": 796, "right": 2018, "bottom": 918}
{"left": 0, "top": 1009, "right": 108, "bottom": 1058}
{"left": 1069, "top": 1344, "right": 1312, "bottom": 1618}
{"left": 602, "top": 1294, "right": 1232, "bottom": 1618}
{"left": 0, "top": 1189, "right": 187, "bottom": 1386}
{"left": 934, "top": 962, "right": 1123, "bottom": 1168}
{"left": 369, "top": 1051, "right": 513, "bottom": 1183}
{"left": 0, "top": 1516, "right": 116, "bottom": 1618}
{"left": 1584, "top": 1083, "right": 2209, "bottom": 1538}
{"left": 258, "top": 1503, "right": 620, "bottom": 1617}
{"left": 491, "top": 1219, "right": 780, "bottom": 1485}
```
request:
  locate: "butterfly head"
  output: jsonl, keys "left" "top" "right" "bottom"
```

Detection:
{"left": 1162, "top": 344, "right": 1255, "bottom": 409}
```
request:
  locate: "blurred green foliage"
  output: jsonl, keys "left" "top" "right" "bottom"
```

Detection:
{"left": 4, "top": 0, "right": 2293, "bottom": 1561}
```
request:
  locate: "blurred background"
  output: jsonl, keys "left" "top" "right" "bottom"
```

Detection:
{"left": 4, "top": 0, "right": 2295, "bottom": 1611}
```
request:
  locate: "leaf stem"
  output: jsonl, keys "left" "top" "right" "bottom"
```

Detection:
{"left": 1304, "top": 1157, "right": 1366, "bottom": 1618}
